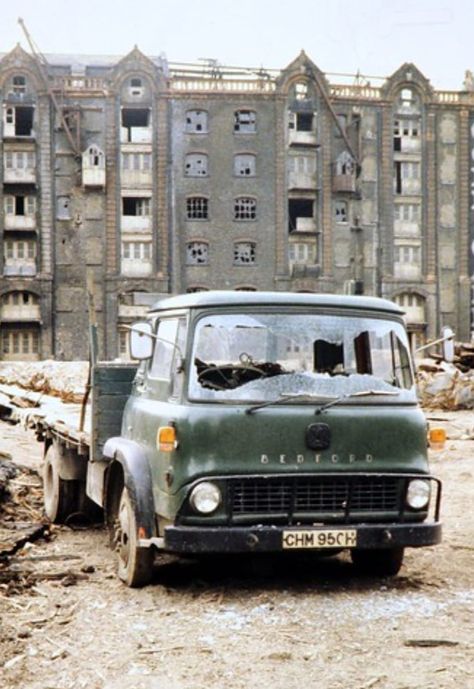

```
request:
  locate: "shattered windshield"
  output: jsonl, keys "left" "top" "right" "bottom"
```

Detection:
{"left": 189, "top": 312, "right": 415, "bottom": 403}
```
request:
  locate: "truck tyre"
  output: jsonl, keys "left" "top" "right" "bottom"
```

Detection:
{"left": 113, "top": 486, "right": 153, "bottom": 587}
{"left": 43, "top": 444, "right": 79, "bottom": 523}
{"left": 351, "top": 547, "right": 404, "bottom": 577}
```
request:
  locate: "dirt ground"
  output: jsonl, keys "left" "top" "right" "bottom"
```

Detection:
{"left": 1, "top": 411, "right": 473, "bottom": 689}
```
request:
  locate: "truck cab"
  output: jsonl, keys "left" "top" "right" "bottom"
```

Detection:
{"left": 97, "top": 291, "right": 442, "bottom": 586}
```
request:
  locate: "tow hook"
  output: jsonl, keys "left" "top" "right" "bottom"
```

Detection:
{"left": 246, "top": 533, "right": 259, "bottom": 549}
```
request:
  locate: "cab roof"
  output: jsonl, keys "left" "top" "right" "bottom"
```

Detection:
{"left": 148, "top": 291, "right": 404, "bottom": 316}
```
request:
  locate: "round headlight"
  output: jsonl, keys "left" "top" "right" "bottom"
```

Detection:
{"left": 406, "top": 479, "right": 431, "bottom": 510}
{"left": 189, "top": 482, "right": 221, "bottom": 514}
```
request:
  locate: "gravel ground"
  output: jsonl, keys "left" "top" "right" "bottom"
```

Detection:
{"left": 0, "top": 411, "right": 473, "bottom": 689}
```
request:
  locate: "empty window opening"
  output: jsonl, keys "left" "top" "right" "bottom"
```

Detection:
{"left": 288, "top": 199, "right": 314, "bottom": 232}
{"left": 234, "top": 110, "right": 256, "bottom": 133}
{"left": 185, "top": 153, "right": 208, "bottom": 177}
{"left": 234, "top": 242, "right": 256, "bottom": 265}
{"left": 121, "top": 109, "right": 149, "bottom": 128}
{"left": 185, "top": 110, "right": 208, "bottom": 133}
{"left": 14, "top": 107, "right": 34, "bottom": 136}
{"left": 234, "top": 197, "right": 256, "bottom": 220}
{"left": 12, "top": 75, "right": 27, "bottom": 94}
{"left": 4, "top": 195, "right": 36, "bottom": 216}
{"left": 335, "top": 200, "right": 348, "bottom": 223}
{"left": 295, "top": 113, "right": 313, "bottom": 132}
{"left": 186, "top": 197, "right": 208, "bottom": 220}
{"left": 234, "top": 154, "right": 256, "bottom": 176}
{"left": 186, "top": 242, "right": 209, "bottom": 265}
{"left": 314, "top": 340, "right": 344, "bottom": 374}
{"left": 2, "top": 291, "right": 39, "bottom": 306}
{"left": 122, "top": 197, "right": 151, "bottom": 216}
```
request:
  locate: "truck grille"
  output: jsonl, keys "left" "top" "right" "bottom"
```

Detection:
{"left": 231, "top": 476, "right": 402, "bottom": 521}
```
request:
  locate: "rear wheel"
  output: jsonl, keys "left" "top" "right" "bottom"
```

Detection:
{"left": 111, "top": 486, "right": 153, "bottom": 587}
{"left": 351, "top": 547, "right": 404, "bottom": 577}
{"left": 43, "top": 443, "right": 79, "bottom": 523}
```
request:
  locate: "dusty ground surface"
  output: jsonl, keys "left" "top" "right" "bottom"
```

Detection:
{"left": 0, "top": 412, "right": 473, "bottom": 689}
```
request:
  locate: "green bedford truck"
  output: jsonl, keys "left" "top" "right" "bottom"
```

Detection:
{"left": 43, "top": 291, "right": 442, "bottom": 586}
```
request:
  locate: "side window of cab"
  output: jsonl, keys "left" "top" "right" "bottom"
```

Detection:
{"left": 148, "top": 317, "right": 187, "bottom": 399}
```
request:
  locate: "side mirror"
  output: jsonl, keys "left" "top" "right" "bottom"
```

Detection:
{"left": 130, "top": 322, "right": 154, "bottom": 360}
{"left": 441, "top": 326, "right": 454, "bottom": 363}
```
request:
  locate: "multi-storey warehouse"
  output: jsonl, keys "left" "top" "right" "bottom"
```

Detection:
{"left": 0, "top": 44, "right": 471, "bottom": 361}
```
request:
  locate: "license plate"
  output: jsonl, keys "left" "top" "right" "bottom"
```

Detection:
{"left": 282, "top": 528, "right": 358, "bottom": 549}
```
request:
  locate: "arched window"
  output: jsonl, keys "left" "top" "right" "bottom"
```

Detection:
{"left": 186, "top": 197, "right": 208, "bottom": 220}
{"left": 234, "top": 110, "right": 256, "bottom": 133}
{"left": 234, "top": 197, "right": 256, "bottom": 220}
{"left": 234, "top": 242, "right": 256, "bottom": 265}
{"left": 185, "top": 110, "right": 208, "bottom": 133}
{"left": 234, "top": 154, "right": 256, "bottom": 177}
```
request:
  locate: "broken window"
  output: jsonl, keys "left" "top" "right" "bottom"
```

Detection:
{"left": 289, "top": 242, "right": 316, "bottom": 264}
{"left": 185, "top": 153, "right": 208, "bottom": 177}
{"left": 12, "top": 75, "right": 26, "bottom": 95}
{"left": 186, "top": 286, "right": 209, "bottom": 293}
{"left": 122, "top": 197, "right": 151, "bottom": 216}
{"left": 234, "top": 110, "right": 256, "bottom": 133}
{"left": 393, "top": 118, "right": 420, "bottom": 151}
{"left": 189, "top": 313, "right": 414, "bottom": 402}
{"left": 335, "top": 200, "right": 348, "bottom": 223}
{"left": 185, "top": 110, "right": 208, "bottom": 133}
{"left": 394, "top": 161, "right": 420, "bottom": 194}
{"left": 1, "top": 291, "right": 39, "bottom": 307}
{"left": 85, "top": 145, "right": 104, "bottom": 167}
{"left": 335, "top": 151, "right": 355, "bottom": 176}
{"left": 294, "top": 82, "right": 309, "bottom": 100}
{"left": 288, "top": 199, "right": 314, "bottom": 233}
{"left": 121, "top": 241, "right": 152, "bottom": 260}
{"left": 234, "top": 197, "right": 256, "bottom": 220}
{"left": 234, "top": 242, "right": 256, "bottom": 265}
{"left": 56, "top": 196, "right": 71, "bottom": 220}
{"left": 186, "top": 197, "right": 209, "bottom": 220}
{"left": 234, "top": 154, "right": 256, "bottom": 177}
{"left": 186, "top": 241, "right": 209, "bottom": 265}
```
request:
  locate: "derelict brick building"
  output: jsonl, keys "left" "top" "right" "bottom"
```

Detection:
{"left": 0, "top": 45, "right": 471, "bottom": 360}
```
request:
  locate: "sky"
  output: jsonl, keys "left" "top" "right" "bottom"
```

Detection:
{"left": 1, "top": 0, "right": 473, "bottom": 89}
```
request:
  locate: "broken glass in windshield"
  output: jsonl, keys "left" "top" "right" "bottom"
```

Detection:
{"left": 189, "top": 312, "right": 415, "bottom": 403}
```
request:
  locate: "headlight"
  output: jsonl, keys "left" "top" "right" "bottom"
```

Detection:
{"left": 189, "top": 482, "right": 221, "bottom": 514}
{"left": 406, "top": 479, "right": 431, "bottom": 510}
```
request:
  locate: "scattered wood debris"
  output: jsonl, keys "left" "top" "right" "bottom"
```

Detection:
{"left": 417, "top": 342, "right": 474, "bottom": 410}
{"left": 0, "top": 361, "right": 88, "bottom": 404}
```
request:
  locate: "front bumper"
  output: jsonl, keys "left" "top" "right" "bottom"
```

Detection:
{"left": 163, "top": 521, "right": 442, "bottom": 554}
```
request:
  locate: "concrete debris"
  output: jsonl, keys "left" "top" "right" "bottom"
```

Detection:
{"left": 0, "top": 361, "right": 88, "bottom": 404}
{"left": 416, "top": 343, "right": 474, "bottom": 410}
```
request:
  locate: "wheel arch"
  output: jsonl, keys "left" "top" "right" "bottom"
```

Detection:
{"left": 103, "top": 437, "right": 156, "bottom": 539}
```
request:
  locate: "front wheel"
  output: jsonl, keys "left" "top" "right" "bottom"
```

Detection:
{"left": 112, "top": 486, "right": 154, "bottom": 587}
{"left": 351, "top": 547, "right": 404, "bottom": 577}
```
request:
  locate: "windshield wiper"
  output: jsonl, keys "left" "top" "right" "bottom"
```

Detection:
{"left": 315, "top": 389, "right": 400, "bottom": 415}
{"left": 246, "top": 393, "right": 337, "bottom": 415}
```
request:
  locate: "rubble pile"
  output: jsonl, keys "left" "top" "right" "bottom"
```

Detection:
{"left": 0, "top": 361, "right": 88, "bottom": 403}
{"left": 0, "top": 452, "right": 46, "bottom": 559}
{"left": 417, "top": 342, "right": 474, "bottom": 410}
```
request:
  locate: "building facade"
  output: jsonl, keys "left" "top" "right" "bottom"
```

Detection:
{"left": 0, "top": 45, "right": 471, "bottom": 361}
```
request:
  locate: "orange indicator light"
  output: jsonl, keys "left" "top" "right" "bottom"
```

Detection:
{"left": 429, "top": 427, "right": 446, "bottom": 450}
{"left": 157, "top": 426, "right": 177, "bottom": 452}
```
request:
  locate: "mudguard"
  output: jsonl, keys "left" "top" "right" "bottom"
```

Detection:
{"left": 103, "top": 437, "right": 156, "bottom": 538}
